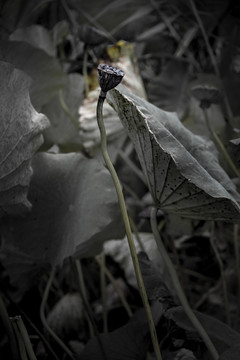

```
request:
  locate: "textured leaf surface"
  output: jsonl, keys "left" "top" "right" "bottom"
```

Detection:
{"left": 1, "top": 152, "right": 124, "bottom": 293}
{"left": 108, "top": 85, "right": 240, "bottom": 222}
{"left": 0, "top": 40, "right": 66, "bottom": 109}
{"left": 0, "top": 61, "right": 49, "bottom": 217}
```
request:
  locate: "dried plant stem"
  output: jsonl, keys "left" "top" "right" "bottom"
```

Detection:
{"left": 97, "top": 95, "right": 162, "bottom": 360}
{"left": 75, "top": 259, "right": 95, "bottom": 338}
{"left": 203, "top": 109, "right": 240, "bottom": 179}
{"left": 0, "top": 294, "right": 19, "bottom": 359}
{"left": 14, "top": 316, "right": 37, "bottom": 360}
{"left": 40, "top": 267, "right": 75, "bottom": 360}
{"left": 151, "top": 207, "right": 219, "bottom": 360}
{"left": 209, "top": 222, "right": 231, "bottom": 326}
{"left": 11, "top": 319, "right": 28, "bottom": 360}
{"left": 95, "top": 256, "right": 133, "bottom": 318}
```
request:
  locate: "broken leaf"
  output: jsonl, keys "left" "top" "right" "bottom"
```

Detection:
{"left": 0, "top": 61, "right": 49, "bottom": 217}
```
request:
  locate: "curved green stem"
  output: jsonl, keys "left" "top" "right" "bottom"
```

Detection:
{"left": 40, "top": 268, "right": 75, "bottom": 360}
{"left": 97, "top": 95, "right": 162, "bottom": 360}
{"left": 151, "top": 207, "right": 219, "bottom": 360}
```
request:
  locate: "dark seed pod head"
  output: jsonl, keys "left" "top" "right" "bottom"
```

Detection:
{"left": 190, "top": 74, "right": 222, "bottom": 110}
{"left": 97, "top": 64, "right": 125, "bottom": 96}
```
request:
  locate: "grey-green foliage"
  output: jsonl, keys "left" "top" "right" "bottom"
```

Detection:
{"left": 0, "top": 61, "right": 49, "bottom": 217}
{"left": 108, "top": 84, "right": 240, "bottom": 222}
{"left": 0, "top": 40, "right": 67, "bottom": 109}
{"left": 1, "top": 152, "right": 124, "bottom": 295}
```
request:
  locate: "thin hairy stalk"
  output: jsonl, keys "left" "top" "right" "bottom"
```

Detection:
{"left": 75, "top": 259, "right": 95, "bottom": 338}
{"left": 40, "top": 267, "right": 75, "bottom": 360}
{"left": 95, "top": 256, "right": 133, "bottom": 318}
{"left": 189, "top": 0, "right": 233, "bottom": 119}
{"left": 151, "top": 207, "right": 219, "bottom": 360}
{"left": 97, "top": 95, "right": 162, "bottom": 360}
{"left": 0, "top": 294, "right": 19, "bottom": 360}
{"left": 233, "top": 224, "right": 240, "bottom": 325}
{"left": 209, "top": 222, "right": 231, "bottom": 326}
{"left": 204, "top": 109, "right": 240, "bottom": 179}
{"left": 15, "top": 317, "right": 37, "bottom": 360}
{"left": 58, "top": 90, "right": 79, "bottom": 129}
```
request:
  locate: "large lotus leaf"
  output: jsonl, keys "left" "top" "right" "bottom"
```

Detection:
{"left": 1, "top": 152, "right": 124, "bottom": 285}
{"left": 43, "top": 73, "right": 85, "bottom": 151}
{"left": 108, "top": 85, "right": 240, "bottom": 222}
{"left": 0, "top": 40, "right": 66, "bottom": 109}
{"left": 0, "top": 61, "right": 49, "bottom": 217}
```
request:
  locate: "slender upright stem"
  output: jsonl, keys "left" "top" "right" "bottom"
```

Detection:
{"left": 209, "top": 222, "right": 230, "bottom": 325}
{"left": 203, "top": 109, "right": 240, "bottom": 179}
{"left": 0, "top": 294, "right": 19, "bottom": 360}
{"left": 40, "top": 268, "right": 75, "bottom": 360}
{"left": 15, "top": 317, "right": 37, "bottom": 360}
{"left": 96, "top": 95, "right": 162, "bottom": 360}
{"left": 75, "top": 259, "right": 95, "bottom": 338}
{"left": 95, "top": 256, "right": 133, "bottom": 318}
{"left": 151, "top": 207, "right": 219, "bottom": 360}
{"left": 11, "top": 319, "right": 28, "bottom": 360}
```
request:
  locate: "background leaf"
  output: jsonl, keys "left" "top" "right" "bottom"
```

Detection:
{"left": 108, "top": 85, "right": 240, "bottom": 222}
{"left": 43, "top": 73, "right": 85, "bottom": 151}
{"left": 166, "top": 306, "right": 240, "bottom": 353}
{"left": 0, "top": 61, "right": 49, "bottom": 217}
{"left": 1, "top": 152, "right": 124, "bottom": 293}
{"left": 10, "top": 25, "right": 56, "bottom": 57}
{"left": 80, "top": 302, "right": 163, "bottom": 360}
{"left": 0, "top": 40, "right": 66, "bottom": 109}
